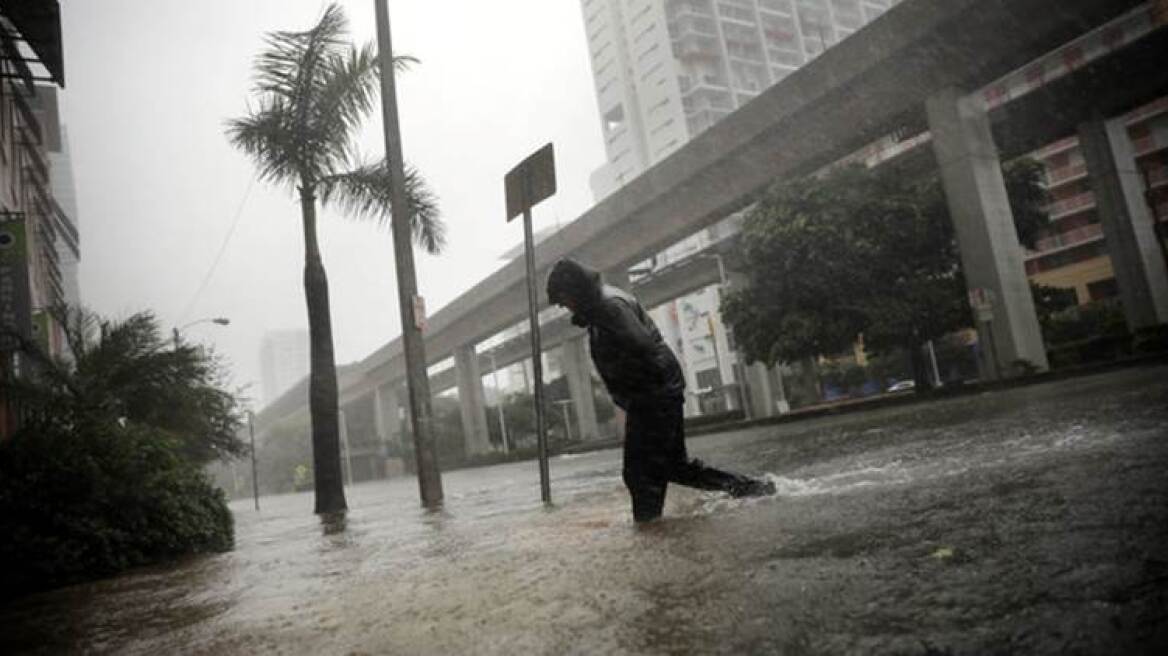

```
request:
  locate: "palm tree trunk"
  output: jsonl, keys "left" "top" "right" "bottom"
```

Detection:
{"left": 300, "top": 185, "right": 347, "bottom": 515}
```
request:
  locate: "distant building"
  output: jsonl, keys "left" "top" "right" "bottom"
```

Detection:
{"left": 1025, "top": 97, "right": 1168, "bottom": 304}
{"left": 581, "top": 0, "right": 900, "bottom": 200}
{"left": 259, "top": 330, "right": 309, "bottom": 406}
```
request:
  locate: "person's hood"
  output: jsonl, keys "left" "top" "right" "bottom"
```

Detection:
{"left": 546, "top": 258, "right": 603, "bottom": 324}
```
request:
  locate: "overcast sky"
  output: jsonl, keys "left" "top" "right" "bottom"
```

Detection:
{"left": 60, "top": 1, "right": 605, "bottom": 406}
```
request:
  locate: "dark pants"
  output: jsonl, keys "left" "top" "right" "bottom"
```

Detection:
{"left": 622, "top": 400, "right": 756, "bottom": 522}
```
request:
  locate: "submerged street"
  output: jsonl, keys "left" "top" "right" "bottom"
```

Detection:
{"left": 3, "top": 365, "right": 1166, "bottom": 654}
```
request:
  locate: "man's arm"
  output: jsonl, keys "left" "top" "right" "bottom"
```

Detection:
{"left": 593, "top": 298, "right": 657, "bottom": 356}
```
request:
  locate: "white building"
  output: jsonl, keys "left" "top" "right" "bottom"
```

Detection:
{"left": 259, "top": 329, "right": 309, "bottom": 405}
{"left": 580, "top": 0, "right": 899, "bottom": 414}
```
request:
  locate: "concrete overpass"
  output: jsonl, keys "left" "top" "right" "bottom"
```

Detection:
{"left": 254, "top": 0, "right": 1168, "bottom": 461}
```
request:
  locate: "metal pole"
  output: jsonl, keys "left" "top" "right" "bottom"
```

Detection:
{"left": 339, "top": 408, "right": 352, "bottom": 488}
{"left": 373, "top": 0, "right": 443, "bottom": 508}
{"left": 556, "top": 400, "right": 574, "bottom": 442}
{"left": 523, "top": 197, "right": 552, "bottom": 504}
{"left": 248, "top": 410, "right": 259, "bottom": 511}
{"left": 488, "top": 349, "right": 509, "bottom": 454}
{"left": 926, "top": 340, "right": 942, "bottom": 387}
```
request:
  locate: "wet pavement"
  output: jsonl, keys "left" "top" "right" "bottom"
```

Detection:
{"left": 2, "top": 365, "right": 1167, "bottom": 655}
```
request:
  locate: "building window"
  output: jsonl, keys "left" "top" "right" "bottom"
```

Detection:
{"left": 696, "top": 368, "right": 722, "bottom": 390}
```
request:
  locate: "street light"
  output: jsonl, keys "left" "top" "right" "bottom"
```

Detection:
{"left": 173, "top": 317, "right": 230, "bottom": 347}
{"left": 486, "top": 346, "right": 510, "bottom": 454}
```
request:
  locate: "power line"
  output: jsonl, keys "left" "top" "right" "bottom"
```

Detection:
{"left": 178, "top": 176, "right": 256, "bottom": 323}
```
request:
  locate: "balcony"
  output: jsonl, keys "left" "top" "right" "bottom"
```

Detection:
{"left": 682, "top": 84, "right": 734, "bottom": 115}
{"left": 1046, "top": 191, "right": 1095, "bottom": 219}
{"left": 1045, "top": 161, "right": 1088, "bottom": 186}
{"left": 1145, "top": 164, "right": 1168, "bottom": 189}
{"left": 673, "top": 31, "right": 721, "bottom": 59}
{"left": 1132, "top": 133, "right": 1162, "bottom": 158}
{"left": 1029, "top": 222, "right": 1104, "bottom": 255}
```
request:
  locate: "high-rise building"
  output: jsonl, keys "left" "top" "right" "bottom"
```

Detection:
{"left": 582, "top": 0, "right": 899, "bottom": 200}
{"left": 1024, "top": 97, "right": 1168, "bottom": 305}
{"left": 259, "top": 330, "right": 309, "bottom": 406}
{"left": 580, "top": 0, "right": 898, "bottom": 414}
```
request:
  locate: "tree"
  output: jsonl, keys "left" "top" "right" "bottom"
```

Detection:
{"left": 226, "top": 4, "right": 444, "bottom": 514}
{"left": 0, "top": 307, "right": 241, "bottom": 596}
{"left": 722, "top": 160, "right": 1049, "bottom": 390}
{"left": 6, "top": 306, "right": 245, "bottom": 463}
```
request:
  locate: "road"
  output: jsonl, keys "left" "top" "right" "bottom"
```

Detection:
{"left": 2, "top": 365, "right": 1166, "bottom": 654}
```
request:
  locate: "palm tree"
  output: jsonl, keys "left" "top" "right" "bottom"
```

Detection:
{"left": 226, "top": 4, "right": 444, "bottom": 514}
{"left": 3, "top": 305, "right": 245, "bottom": 465}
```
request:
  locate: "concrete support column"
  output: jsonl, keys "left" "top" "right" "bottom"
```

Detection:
{"left": 375, "top": 382, "right": 401, "bottom": 446}
{"left": 744, "top": 361, "right": 774, "bottom": 419}
{"left": 926, "top": 88, "right": 1048, "bottom": 377}
{"left": 1077, "top": 118, "right": 1168, "bottom": 328}
{"left": 560, "top": 336, "right": 600, "bottom": 441}
{"left": 454, "top": 345, "right": 492, "bottom": 455}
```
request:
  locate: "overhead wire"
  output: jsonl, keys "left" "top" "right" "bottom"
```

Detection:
{"left": 178, "top": 175, "right": 256, "bottom": 323}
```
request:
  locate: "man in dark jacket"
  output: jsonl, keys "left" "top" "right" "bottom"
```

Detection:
{"left": 546, "top": 257, "right": 774, "bottom": 523}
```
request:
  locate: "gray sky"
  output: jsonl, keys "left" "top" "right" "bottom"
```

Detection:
{"left": 61, "top": 1, "right": 605, "bottom": 406}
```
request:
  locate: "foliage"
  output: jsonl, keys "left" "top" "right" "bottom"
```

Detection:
{"left": 0, "top": 308, "right": 240, "bottom": 598}
{"left": 1041, "top": 299, "right": 1128, "bottom": 346}
{"left": 1031, "top": 282, "right": 1079, "bottom": 334}
{"left": 721, "top": 159, "right": 1049, "bottom": 388}
{"left": 225, "top": 3, "right": 443, "bottom": 251}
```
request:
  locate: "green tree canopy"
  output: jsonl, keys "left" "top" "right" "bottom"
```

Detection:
{"left": 0, "top": 307, "right": 241, "bottom": 596}
{"left": 721, "top": 160, "right": 1049, "bottom": 384}
{"left": 6, "top": 306, "right": 244, "bottom": 463}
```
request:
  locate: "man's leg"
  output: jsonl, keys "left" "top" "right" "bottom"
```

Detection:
{"left": 622, "top": 406, "right": 668, "bottom": 522}
{"left": 658, "top": 400, "right": 775, "bottom": 497}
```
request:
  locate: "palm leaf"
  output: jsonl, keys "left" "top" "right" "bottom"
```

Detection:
{"left": 319, "top": 159, "right": 445, "bottom": 253}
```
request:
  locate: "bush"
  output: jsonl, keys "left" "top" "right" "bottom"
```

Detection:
{"left": 0, "top": 419, "right": 233, "bottom": 599}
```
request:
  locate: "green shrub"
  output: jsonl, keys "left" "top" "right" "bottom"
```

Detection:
{"left": 0, "top": 419, "right": 233, "bottom": 599}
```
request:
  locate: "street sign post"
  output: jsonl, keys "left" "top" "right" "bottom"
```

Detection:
{"left": 504, "top": 143, "right": 556, "bottom": 505}
{"left": 968, "top": 287, "right": 1000, "bottom": 380}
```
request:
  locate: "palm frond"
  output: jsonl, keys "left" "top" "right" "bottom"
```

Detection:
{"left": 224, "top": 98, "right": 300, "bottom": 187}
{"left": 319, "top": 159, "right": 445, "bottom": 253}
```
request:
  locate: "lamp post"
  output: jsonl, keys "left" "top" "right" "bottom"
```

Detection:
{"left": 486, "top": 346, "right": 510, "bottom": 454}
{"left": 173, "top": 317, "right": 229, "bottom": 347}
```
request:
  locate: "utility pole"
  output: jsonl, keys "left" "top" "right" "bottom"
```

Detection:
{"left": 373, "top": 0, "right": 443, "bottom": 508}
{"left": 248, "top": 410, "right": 259, "bottom": 511}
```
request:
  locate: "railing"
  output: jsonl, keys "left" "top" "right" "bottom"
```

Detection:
{"left": 1031, "top": 222, "right": 1104, "bottom": 253}
{"left": 1046, "top": 191, "right": 1095, "bottom": 218}
{"left": 1143, "top": 165, "right": 1168, "bottom": 187}
{"left": 1046, "top": 161, "right": 1087, "bottom": 185}
{"left": 1132, "top": 133, "right": 1158, "bottom": 157}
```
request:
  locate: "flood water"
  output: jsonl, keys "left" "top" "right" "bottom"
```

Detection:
{"left": 3, "top": 365, "right": 1167, "bottom": 654}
